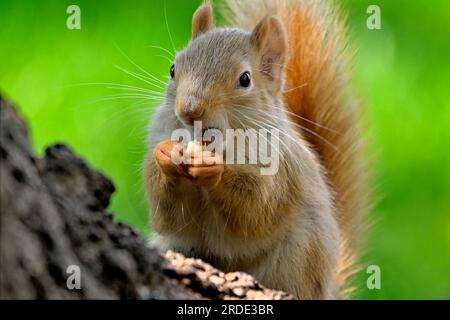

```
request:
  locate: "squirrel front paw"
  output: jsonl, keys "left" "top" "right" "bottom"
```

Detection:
{"left": 185, "top": 151, "right": 224, "bottom": 188}
{"left": 153, "top": 140, "right": 185, "bottom": 177}
{"left": 153, "top": 140, "right": 224, "bottom": 187}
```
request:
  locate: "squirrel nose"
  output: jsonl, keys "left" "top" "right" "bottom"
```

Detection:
{"left": 181, "top": 96, "right": 204, "bottom": 122}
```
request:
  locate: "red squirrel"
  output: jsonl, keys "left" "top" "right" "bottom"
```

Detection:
{"left": 144, "top": 0, "right": 368, "bottom": 299}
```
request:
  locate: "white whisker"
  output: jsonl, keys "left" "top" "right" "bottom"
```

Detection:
{"left": 236, "top": 104, "right": 341, "bottom": 153}
{"left": 115, "top": 65, "right": 166, "bottom": 90}
{"left": 147, "top": 45, "right": 175, "bottom": 58}
{"left": 163, "top": 0, "right": 176, "bottom": 53}
{"left": 283, "top": 82, "right": 308, "bottom": 93}
{"left": 115, "top": 45, "right": 167, "bottom": 86}
{"left": 263, "top": 103, "right": 343, "bottom": 136}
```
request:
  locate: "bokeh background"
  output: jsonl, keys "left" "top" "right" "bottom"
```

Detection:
{"left": 1, "top": 0, "right": 449, "bottom": 299}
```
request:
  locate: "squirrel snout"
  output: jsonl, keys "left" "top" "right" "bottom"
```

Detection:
{"left": 177, "top": 96, "right": 205, "bottom": 123}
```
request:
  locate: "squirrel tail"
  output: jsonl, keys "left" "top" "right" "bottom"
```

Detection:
{"left": 221, "top": 0, "right": 370, "bottom": 297}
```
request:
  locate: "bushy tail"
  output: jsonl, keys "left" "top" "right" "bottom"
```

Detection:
{"left": 221, "top": 0, "right": 370, "bottom": 296}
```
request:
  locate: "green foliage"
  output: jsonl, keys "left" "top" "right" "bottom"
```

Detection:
{"left": 1, "top": 0, "right": 448, "bottom": 299}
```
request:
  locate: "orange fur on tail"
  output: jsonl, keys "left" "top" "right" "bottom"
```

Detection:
{"left": 222, "top": 0, "right": 370, "bottom": 295}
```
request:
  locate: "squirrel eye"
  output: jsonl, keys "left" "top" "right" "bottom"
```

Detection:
{"left": 238, "top": 71, "right": 251, "bottom": 88}
{"left": 170, "top": 64, "right": 175, "bottom": 79}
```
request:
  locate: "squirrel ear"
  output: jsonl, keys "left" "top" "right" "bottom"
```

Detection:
{"left": 250, "top": 16, "right": 287, "bottom": 82}
{"left": 192, "top": 1, "right": 214, "bottom": 39}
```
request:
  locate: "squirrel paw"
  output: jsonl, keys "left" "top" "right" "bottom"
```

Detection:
{"left": 153, "top": 140, "right": 184, "bottom": 177}
{"left": 186, "top": 151, "right": 224, "bottom": 188}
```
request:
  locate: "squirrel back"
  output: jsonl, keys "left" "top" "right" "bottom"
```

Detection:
{"left": 222, "top": 0, "right": 370, "bottom": 293}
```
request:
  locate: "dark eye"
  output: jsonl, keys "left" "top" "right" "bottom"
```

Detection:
{"left": 170, "top": 64, "right": 175, "bottom": 79}
{"left": 238, "top": 71, "right": 251, "bottom": 88}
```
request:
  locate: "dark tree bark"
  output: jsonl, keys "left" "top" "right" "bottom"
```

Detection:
{"left": 0, "top": 96, "right": 292, "bottom": 300}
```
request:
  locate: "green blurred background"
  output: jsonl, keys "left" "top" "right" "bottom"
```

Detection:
{"left": 1, "top": 0, "right": 449, "bottom": 299}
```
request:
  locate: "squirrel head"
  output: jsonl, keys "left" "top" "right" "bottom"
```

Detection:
{"left": 166, "top": 1, "right": 288, "bottom": 131}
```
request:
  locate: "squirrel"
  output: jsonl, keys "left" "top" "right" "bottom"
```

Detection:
{"left": 144, "top": 0, "right": 369, "bottom": 299}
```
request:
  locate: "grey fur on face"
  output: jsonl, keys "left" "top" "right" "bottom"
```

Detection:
{"left": 174, "top": 28, "right": 251, "bottom": 93}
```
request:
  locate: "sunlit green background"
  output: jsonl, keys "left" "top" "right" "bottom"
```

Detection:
{"left": 1, "top": 0, "right": 449, "bottom": 299}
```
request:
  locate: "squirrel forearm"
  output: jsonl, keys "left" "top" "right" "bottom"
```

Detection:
{"left": 144, "top": 156, "right": 186, "bottom": 234}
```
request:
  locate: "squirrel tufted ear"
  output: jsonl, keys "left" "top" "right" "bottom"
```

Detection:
{"left": 250, "top": 16, "right": 287, "bottom": 82}
{"left": 192, "top": 1, "right": 214, "bottom": 39}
